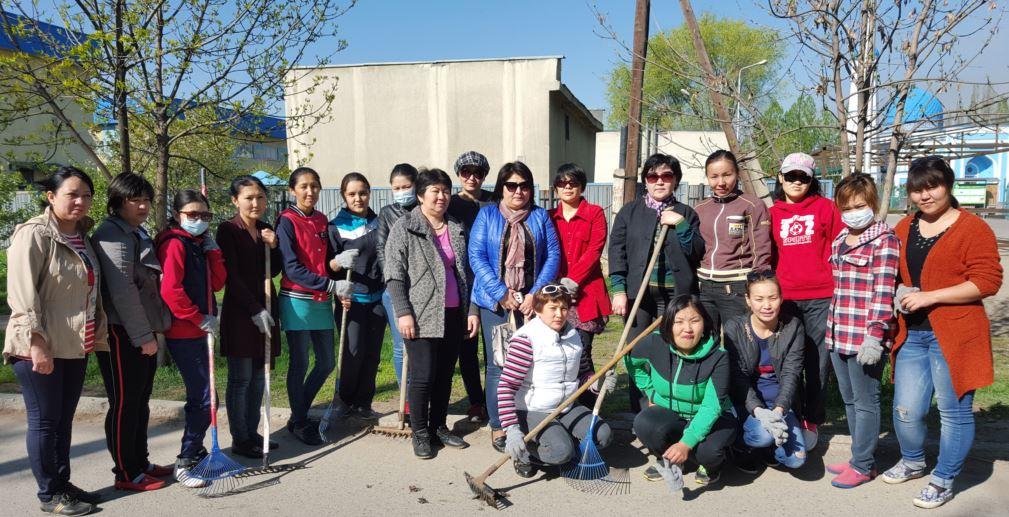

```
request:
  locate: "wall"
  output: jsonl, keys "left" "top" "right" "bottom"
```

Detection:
{"left": 548, "top": 88, "right": 599, "bottom": 183}
{"left": 595, "top": 130, "right": 729, "bottom": 186}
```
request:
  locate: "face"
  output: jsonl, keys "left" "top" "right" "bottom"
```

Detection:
{"left": 671, "top": 305, "right": 705, "bottom": 352}
{"left": 840, "top": 193, "right": 872, "bottom": 214}
{"left": 419, "top": 182, "right": 451, "bottom": 217}
{"left": 391, "top": 175, "right": 414, "bottom": 193}
{"left": 47, "top": 176, "right": 93, "bottom": 223}
{"left": 746, "top": 280, "right": 782, "bottom": 325}
{"left": 118, "top": 193, "right": 151, "bottom": 227}
{"left": 174, "top": 201, "right": 210, "bottom": 226}
{"left": 778, "top": 170, "right": 812, "bottom": 202}
{"left": 909, "top": 184, "right": 952, "bottom": 217}
{"left": 290, "top": 173, "right": 321, "bottom": 210}
{"left": 501, "top": 173, "right": 532, "bottom": 211}
{"left": 645, "top": 164, "right": 678, "bottom": 202}
{"left": 554, "top": 175, "right": 583, "bottom": 205}
{"left": 342, "top": 180, "right": 370, "bottom": 215}
{"left": 536, "top": 299, "right": 569, "bottom": 332}
{"left": 459, "top": 167, "right": 485, "bottom": 194}
{"left": 706, "top": 159, "right": 738, "bottom": 197}
{"left": 232, "top": 185, "right": 266, "bottom": 221}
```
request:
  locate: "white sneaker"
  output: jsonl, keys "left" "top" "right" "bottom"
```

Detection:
{"left": 174, "top": 461, "right": 210, "bottom": 488}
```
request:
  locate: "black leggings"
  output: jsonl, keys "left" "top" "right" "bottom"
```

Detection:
{"left": 337, "top": 300, "right": 387, "bottom": 408}
{"left": 457, "top": 332, "right": 485, "bottom": 407}
{"left": 633, "top": 405, "right": 738, "bottom": 473}
{"left": 406, "top": 308, "right": 463, "bottom": 432}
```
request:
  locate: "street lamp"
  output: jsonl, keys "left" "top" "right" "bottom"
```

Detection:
{"left": 734, "top": 59, "right": 768, "bottom": 138}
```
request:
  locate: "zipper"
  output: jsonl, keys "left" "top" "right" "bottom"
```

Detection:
{"left": 708, "top": 203, "right": 725, "bottom": 275}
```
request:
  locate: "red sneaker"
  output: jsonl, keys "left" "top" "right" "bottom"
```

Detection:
{"left": 831, "top": 467, "right": 876, "bottom": 489}
{"left": 826, "top": 461, "right": 851, "bottom": 475}
{"left": 404, "top": 402, "right": 410, "bottom": 417}
{"left": 115, "top": 474, "right": 167, "bottom": 491}
{"left": 145, "top": 463, "right": 173, "bottom": 478}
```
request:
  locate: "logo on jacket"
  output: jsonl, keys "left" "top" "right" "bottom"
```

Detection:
{"left": 780, "top": 215, "right": 814, "bottom": 246}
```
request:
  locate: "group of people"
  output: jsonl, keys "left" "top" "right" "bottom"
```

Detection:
{"left": 3, "top": 146, "right": 1001, "bottom": 515}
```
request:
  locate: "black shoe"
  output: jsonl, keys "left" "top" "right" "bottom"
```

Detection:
{"left": 492, "top": 433, "right": 506, "bottom": 453}
{"left": 253, "top": 433, "right": 279, "bottom": 450}
{"left": 40, "top": 492, "right": 95, "bottom": 516}
{"left": 514, "top": 460, "right": 537, "bottom": 478}
{"left": 643, "top": 465, "right": 663, "bottom": 482}
{"left": 761, "top": 448, "right": 780, "bottom": 467}
{"left": 232, "top": 439, "right": 264, "bottom": 459}
{"left": 734, "top": 450, "right": 761, "bottom": 475}
{"left": 433, "top": 426, "right": 469, "bottom": 449}
{"left": 291, "top": 422, "right": 323, "bottom": 446}
{"left": 412, "top": 429, "right": 434, "bottom": 459}
{"left": 63, "top": 483, "right": 101, "bottom": 505}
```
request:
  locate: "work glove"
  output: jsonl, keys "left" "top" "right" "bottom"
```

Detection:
{"left": 329, "top": 279, "right": 353, "bottom": 298}
{"left": 199, "top": 315, "right": 219, "bottom": 334}
{"left": 251, "top": 309, "right": 274, "bottom": 338}
{"left": 558, "top": 277, "right": 579, "bottom": 298}
{"left": 592, "top": 370, "right": 617, "bottom": 395}
{"left": 754, "top": 407, "right": 789, "bottom": 446}
{"left": 505, "top": 425, "right": 529, "bottom": 463}
{"left": 201, "top": 233, "right": 220, "bottom": 252}
{"left": 856, "top": 335, "right": 884, "bottom": 366}
{"left": 894, "top": 284, "right": 920, "bottom": 314}
{"left": 332, "top": 249, "right": 359, "bottom": 270}
{"left": 657, "top": 459, "right": 684, "bottom": 491}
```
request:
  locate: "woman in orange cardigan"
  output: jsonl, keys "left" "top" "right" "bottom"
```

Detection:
{"left": 882, "top": 156, "right": 1003, "bottom": 510}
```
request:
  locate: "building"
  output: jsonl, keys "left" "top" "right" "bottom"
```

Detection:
{"left": 284, "top": 56, "right": 602, "bottom": 188}
{"left": 594, "top": 130, "right": 729, "bottom": 187}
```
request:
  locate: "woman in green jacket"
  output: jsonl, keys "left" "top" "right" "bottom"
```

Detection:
{"left": 627, "top": 294, "right": 736, "bottom": 487}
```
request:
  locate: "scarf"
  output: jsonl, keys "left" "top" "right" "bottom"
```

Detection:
{"left": 499, "top": 201, "right": 531, "bottom": 291}
{"left": 644, "top": 192, "right": 675, "bottom": 219}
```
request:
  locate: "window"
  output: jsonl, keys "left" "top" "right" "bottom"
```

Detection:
{"left": 565, "top": 115, "right": 570, "bottom": 141}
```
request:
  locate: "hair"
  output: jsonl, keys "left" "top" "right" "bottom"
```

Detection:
{"left": 106, "top": 172, "right": 154, "bottom": 216}
{"left": 288, "top": 167, "right": 320, "bottom": 189}
{"left": 659, "top": 294, "right": 713, "bottom": 344}
{"left": 415, "top": 168, "right": 452, "bottom": 197}
{"left": 553, "top": 162, "right": 588, "bottom": 190}
{"left": 389, "top": 163, "right": 418, "bottom": 184}
{"left": 834, "top": 172, "right": 880, "bottom": 212}
{"left": 493, "top": 161, "right": 536, "bottom": 202}
{"left": 907, "top": 155, "right": 960, "bottom": 209}
{"left": 340, "top": 172, "right": 371, "bottom": 193}
{"left": 229, "top": 174, "right": 268, "bottom": 199}
{"left": 745, "top": 269, "right": 781, "bottom": 297}
{"left": 640, "top": 153, "right": 683, "bottom": 187}
{"left": 166, "top": 189, "right": 210, "bottom": 230}
{"left": 41, "top": 166, "right": 94, "bottom": 211}
{"left": 532, "top": 282, "right": 574, "bottom": 312}
{"left": 704, "top": 149, "right": 739, "bottom": 173}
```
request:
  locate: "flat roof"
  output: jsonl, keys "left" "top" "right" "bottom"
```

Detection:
{"left": 292, "top": 55, "right": 564, "bottom": 70}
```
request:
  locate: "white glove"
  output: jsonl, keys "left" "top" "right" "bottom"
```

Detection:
{"left": 754, "top": 407, "right": 788, "bottom": 446}
{"left": 251, "top": 309, "right": 274, "bottom": 338}
{"left": 894, "top": 284, "right": 920, "bottom": 314}
{"left": 856, "top": 335, "right": 884, "bottom": 366}
{"left": 558, "top": 277, "right": 579, "bottom": 298}
{"left": 658, "top": 459, "right": 684, "bottom": 491}
{"left": 199, "top": 315, "right": 219, "bottom": 334}
{"left": 505, "top": 425, "right": 529, "bottom": 463}
{"left": 333, "top": 249, "right": 359, "bottom": 269}
{"left": 329, "top": 279, "right": 353, "bottom": 298}
{"left": 592, "top": 370, "right": 617, "bottom": 395}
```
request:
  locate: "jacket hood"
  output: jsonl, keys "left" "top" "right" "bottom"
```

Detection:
{"left": 155, "top": 226, "right": 203, "bottom": 246}
{"left": 670, "top": 334, "right": 718, "bottom": 361}
{"left": 773, "top": 193, "right": 823, "bottom": 214}
{"left": 18, "top": 207, "right": 95, "bottom": 239}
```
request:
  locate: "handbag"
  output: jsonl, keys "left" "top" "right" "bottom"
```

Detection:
{"left": 491, "top": 310, "right": 517, "bottom": 367}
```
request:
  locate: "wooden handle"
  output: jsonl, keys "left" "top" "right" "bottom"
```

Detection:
{"left": 263, "top": 243, "right": 272, "bottom": 467}
{"left": 335, "top": 269, "right": 352, "bottom": 377}
{"left": 398, "top": 344, "right": 409, "bottom": 429}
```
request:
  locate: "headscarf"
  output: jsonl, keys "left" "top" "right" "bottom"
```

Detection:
{"left": 498, "top": 201, "right": 531, "bottom": 291}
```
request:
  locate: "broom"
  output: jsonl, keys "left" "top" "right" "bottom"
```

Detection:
{"left": 319, "top": 268, "right": 353, "bottom": 441}
{"left": 190, "top": 332, "right": 246, "bottom": 496}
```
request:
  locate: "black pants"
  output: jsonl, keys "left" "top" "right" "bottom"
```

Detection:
{"left": 457, "top": 332, "right": 485, "bottom": 407}
{"left": 633, "top": 405, "right": 737, "bottom": 473}
{"left": 337, "top": 300, "right": 386, "bottom": 408}
{"left": 225, "top": 356, "right": 264, "bottom": 444}
{"left": 698, "top": 279, "right": 748, "bottom": 334}
{"left": 626, "top": 289, "right": 672, "bottom": 413}
{"left": 577, "top": 330, "right": 599, "bottom": 407}
{"left": 784, "top": 298, "right": 832, "bottom": 425}
{"left": 406, "top": 308, "right": 463, "bottom": 431}
{"left": 97, "top": 324, "right": 157, "bottom": 482}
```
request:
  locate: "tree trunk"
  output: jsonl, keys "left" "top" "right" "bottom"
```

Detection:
{"left": 621, "top": 0, "right": 650, "bottom": 205}
{"left": 114, "top": 0, "right": 132, "bottom": 175}
{"left": 153, "top": 128, "right": 170, "bottom": 230}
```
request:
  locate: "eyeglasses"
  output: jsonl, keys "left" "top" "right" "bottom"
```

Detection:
{"left": 554, "top": 179, "right": 581, "bottom": 189}
{"left": 503, "top": 181, "right": 532, "bottom": 193}
{"left": 179, "top": 210, "right": 213, "bottom": 221}
{"left": 782, "top": 171, "right": 813, "bottom": 184}
{"left": 540, "top": 284, "right": 573, "bottom": 295}
{"left": 645, "top": 172, "right": 677, "bottom": 184}
{"left": 460, "top": 170, "right": 485, "bottom": 181}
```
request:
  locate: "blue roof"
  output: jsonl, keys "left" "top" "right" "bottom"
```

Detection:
{"left": 94, "top": 97, "right": 286, "bottom": 139}
{"left": 885, "top": 87, "right": 944, "bottom": 128}
{"left": 0, "top": 11, "right": 87, "bottom": 58}
{"left": 252, "top": 171, "right": 286, "bottom": 186}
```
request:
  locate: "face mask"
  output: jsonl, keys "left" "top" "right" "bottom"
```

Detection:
{"left": 841, "top": 207, "right": 875, "bottom": 230}
{"left": 393, "top": 188, "right": 416, "bottom": 207}
{"left": 180, "top": 217, "right": 209, "bottom": 237}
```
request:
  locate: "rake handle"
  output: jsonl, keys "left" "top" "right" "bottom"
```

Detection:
{"left": 335, "top": 268, "right": 352, "bottom": 389}
{"left": 398, "top": 343, "right": 409, "bottom": 430}
{"left": 263, "top": 243, "right": 272, "bottom": 468}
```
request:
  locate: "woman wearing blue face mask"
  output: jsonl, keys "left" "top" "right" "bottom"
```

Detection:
{"left": 155, "top": 189, "right": 227, "bottom": 488}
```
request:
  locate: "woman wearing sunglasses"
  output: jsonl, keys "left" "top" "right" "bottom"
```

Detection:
{"left": 470, "top": 161, "right": 560, "bottom": 453}
{"left": 609, "top": 153, "right": 703, "bottom": 413}
{"left": 769, "top": 152, "right": 843, "bottom": 450}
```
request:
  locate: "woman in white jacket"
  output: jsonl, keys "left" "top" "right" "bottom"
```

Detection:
{"left": 497, "top": 280, "right": 615, "bottom": 478}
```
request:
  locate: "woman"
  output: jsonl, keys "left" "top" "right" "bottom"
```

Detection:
{"left": 216, "top": 175, "right": 282, "bottom": 459}
{"left": 377, "top": 163, "right": 419, "bottom": 389}
{"left": 470, "top": 161, "right": 560, "bottom": 452}
{"left": 694, "top": 150, "right": 772, "bottom": 332}
{"left": 723, "top": 270, "right": 806, "bottom": 473}
{"left": 384, "top": 168, "right": 481, "bottom": 458}
{"left": 824, "top": 173, "right": 898, "bottom": 489}
{"left": 498, "top": 280, "right": 615, "bottom": 478}
{"left": 627, "top": 295, "right": 735, "bottom": 487}
{"left": 548, "top": 163, "right": 611, "bottom": 369}
{"left": 92, "top": 173, "right": 173, "bottom": 491}
{"left": 156, "top": 189, "right": 227, "bottom": 487}
{"left": 276, "top": 167, "right": 351, "bottom": 445}
{"left": 328, "top": 172, "right": 384, "bottom": 418}
{"left": 769, "top": 152, "right": 843, "bottom": 447}
{"left": 883, "top": 156, "right": 1002, "bottom": 509}
{"left": 5, "top": 167, "right": 107, "bottom": 515}
{"left": 609, "top": 153, "right": 703, "bottom": 413}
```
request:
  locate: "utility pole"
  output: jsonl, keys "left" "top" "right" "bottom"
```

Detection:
{"left": 620, "top": 0, "right": 650, "bottom": 206}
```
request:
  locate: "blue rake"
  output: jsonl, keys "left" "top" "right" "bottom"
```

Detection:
{"left": 561, "top": 415, "right": 630, "bottom": 495}
{"left": 190, "top": 333, "right": 245, "bottom": 497}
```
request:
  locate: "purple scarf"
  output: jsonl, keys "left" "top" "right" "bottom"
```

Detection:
{"left": 644, "top": 193, "right": 675, "bottom": 219}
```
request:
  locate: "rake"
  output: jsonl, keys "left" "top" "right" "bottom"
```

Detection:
{"left": 262, "top": 243, "right": 274, "bottom": 468}
{"left": 370, "top": 342, "right": 412, "bottom": 438}
{"left": 466, "top": 317, "right": 662, "bottom": 508}
{"left": 319, "top": 269, "right": 353, "bottom": 441}
{"left": 191, "top": 332, "right": 246, "bottom": 497}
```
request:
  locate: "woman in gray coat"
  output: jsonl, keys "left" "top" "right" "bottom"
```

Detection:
{"left": 384, "top": 169, "right": 480, "bottom": 459}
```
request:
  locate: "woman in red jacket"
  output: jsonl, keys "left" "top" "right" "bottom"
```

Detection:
{"left": 548, "top": 163, "right": 611, "bottom": 370}
{"left": 769, "top": 152, "right": 843, "bottom": 449}
{"left": 155, "top": 189, "right": 226, "bottom": 488}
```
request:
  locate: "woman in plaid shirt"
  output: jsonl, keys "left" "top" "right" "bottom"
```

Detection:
{"left": 825, "top": 174, "right": 899, "bottom": 489}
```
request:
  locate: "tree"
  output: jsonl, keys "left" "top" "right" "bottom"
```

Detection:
{"left": 755, "top": 93, "right": 840, "bottom": 174}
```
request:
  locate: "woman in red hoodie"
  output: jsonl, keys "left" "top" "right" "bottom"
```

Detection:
{"left": 156, "top": 189, "right": 226, "bottom": 488}
{"left": 769, "top": 152, "right": 842, "bottom": 449}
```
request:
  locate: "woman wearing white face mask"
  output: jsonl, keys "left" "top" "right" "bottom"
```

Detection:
{"left": 155, "top": 189, "right": 227, "bottom": 487}
{"left": 824, "top": 173, "right": 899, "bottom": 489}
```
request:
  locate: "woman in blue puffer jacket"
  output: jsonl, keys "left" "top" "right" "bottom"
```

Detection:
{"left": 469, "top": 161, "right": 560, "bottom": 452}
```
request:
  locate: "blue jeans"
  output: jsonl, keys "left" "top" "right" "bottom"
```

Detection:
{"left": 480, "top": 307, "right": 525, "bottom": 430}
{"left": 166, "top": 337, "right": 212, "bottom": 460}
{"left": 830, "top": 351, "right": 884, "bottom": 474}
{"left": 382, "top": 290, "right": 406, "bottom": 386}
{"left": 893, "top": 330, "right": 975, "bottom": 490}
{"left": 741, "top": 409, "right": 807, "bottom": 469}
{"left": 285, "top": 329, "right": 335, "bottom": 424}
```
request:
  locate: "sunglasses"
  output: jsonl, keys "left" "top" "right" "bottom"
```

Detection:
{"left": 540, "top": 284, "right": 573, "bottom": 295}
{"left": 503, "top": 181, "right": 532, "bottom": 193}
{"left": 645, "top": 172, "right": 677, "bottom": 184}
{"left": 460, "top": 170, "right": 485, "bottom": 180}
{"left": 554, "top": 179, "right": 581, "bottom": 189}
{"left": 179, "top": 210, "right": 214, "bottom": 221}
{"left": 782, "top": 171, "right": 813, "bottom": 184}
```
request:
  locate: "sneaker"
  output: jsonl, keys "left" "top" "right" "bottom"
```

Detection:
{"left": 231, "top": 439, "right": 264, "bottom": 459}
{"left": 514, "top": 459, "right": 537, "bottom": 478}
{"left": 292, "top": 422, "right": 324, "bottom": 446}
{"left": 145, "top": 463, "right": 174, "bottom": 478}
{"left": 63, "top": 483, "right": 101, "bottom": 505}
{"left": 39, "top": 492, "right": 95, "bottom": 516}
{"left": 329, "top": 402, "right": 352, "bottom": 420}
{"left": 643, "top": 464, "right": 663, "bottom": 482}
{"left": 695, "top": 465, "right": 720, "bottom": 486}
{"left": 433, "top": 426, "right": 469, "bottom": 449}
{"left": 913, "top": 483, "right": 954, "bottom": 509}
{"left": 734, "top": 451, "right": 761, "bottom": 475}
{"left": 831, "top": 467, "right": 876, "bottom": 488}
{"left": 114, "top": 474, "right": 166, "bottom": 492}
{"left": 881, "top": 460, "right": 927, "bottom": 484}
{"left": 354, "top": 406, "right": 379, "bottom": 420}
{"left": 412, "top": 429, "right": 434, "bottom": 459}
{"left": 252, "top": 433, "right": 279, "bottom": 451}
{"left": 801, "top": 420, "right": 819, "bottom": 451}
{"left": 467, "top": 404, "right": 488, "bottom": 424}
{"left": 174, "top": 458, "right": 209, "bottom": 488}
{"left": 826, "top": 461, "right": 851, "bottom": 475}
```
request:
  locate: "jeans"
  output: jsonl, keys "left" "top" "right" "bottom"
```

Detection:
{"left": 383, "top": 290, "right": 406, "bottom": 386}
{"left": 741, "top": 408, "right": 807, "bottom": 469}
{"left": 830, "top": 351, "right": 884, "bottom": 474}
{"left": 633, "top": 405, "right": 738, "bottom": 473}
{"left": 784, "top": 298, "right": 831, "bottom": 425}
{"left": 225, "top": 356, "right": 264, "bottom": 444}
{"left": 520, "top": 406, "right": 612, "bottom": 465}
{"left": 406, "top": 308, "right": 464, "bottom": 431}
{"left": 892, "top": 330, "right": 976, "bottom": 490}
{"left": 285, "top": 329, "right": 336, "bottom": 425}
{"left": 699, "top": 279, "right": 748, "bottom": 334}
{"left": 166, "top": 337, "right": 212, "bottom": 459}
{"left": 338, "top": 300, "right": 386, "bottom": 408}
{"left": 13, "top": 357, "right": 87, "bottom": 502}
{"left": 480, "top": 307, "right": 525, "bottom": 430}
